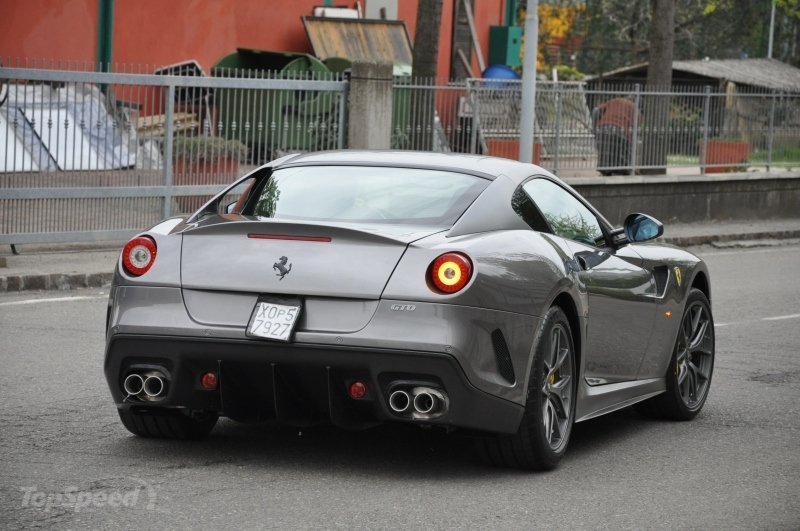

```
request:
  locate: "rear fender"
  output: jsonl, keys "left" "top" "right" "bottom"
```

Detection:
{"left": 114, "top": 218, "right": 184, "bottom": 288}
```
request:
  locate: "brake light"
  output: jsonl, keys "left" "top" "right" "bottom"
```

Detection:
{"left": 429, "top": 252, "right": 472, "bottom": 294}
{"left": 122, "top": 236, "right": 157, "bottom": 276}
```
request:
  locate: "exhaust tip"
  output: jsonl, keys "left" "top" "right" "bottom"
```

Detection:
{"left": 388, "top": 389, "right": 411, "bottom": 413}
{"left": 143, "top": 375, "right": 165, "bottom": 398}
{"left": 413, "top": 391, "right": 437, "bottom": 414}
{"left": 123, "top": 374, "right": 144, "bottom": 396}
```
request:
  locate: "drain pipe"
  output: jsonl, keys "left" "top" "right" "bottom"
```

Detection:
{"left": 97, "top": 0, "right": 114, "bottom": 72}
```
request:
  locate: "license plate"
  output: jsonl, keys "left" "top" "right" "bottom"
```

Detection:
{"left": 246, "top": 299, "right": 301, "bottom": 342}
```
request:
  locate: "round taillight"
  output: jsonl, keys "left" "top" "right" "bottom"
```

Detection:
{"left": 430, "top": 252, "right": 473, "bottom": 294}
{"left": 201, "top": 372, "right": 218, "bottom": 391}
{"left": 122, "top": 236, "right": 157, "bottom": 276}
{"left": 348, "top": 381, "right": 368, "bottom": 400}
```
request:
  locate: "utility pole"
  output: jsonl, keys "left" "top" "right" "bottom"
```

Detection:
{"left": 768, "top": 0, "right": 776, "bottom": 59}
{"left": 519, "top": 0, "right": 539, "bottom": 163}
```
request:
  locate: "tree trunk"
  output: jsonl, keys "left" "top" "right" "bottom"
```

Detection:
{"left": 410, "top": 0, "right": 443, "bottom": 150}
{"left": 641, "top": 0, "right": 674, "bottom": 175}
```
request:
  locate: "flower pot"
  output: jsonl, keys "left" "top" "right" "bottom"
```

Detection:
{"left": 173, "top": 156, "right": 240, "bottom": 185}
{"left": 486, "top": 139, "right": 542, "bottom": 164}
{"left": 699, "top": 139, "right": 750, "bottom": 173}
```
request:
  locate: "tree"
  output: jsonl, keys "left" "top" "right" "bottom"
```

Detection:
{"left": 411, "top": 0, "right": 443, "bottom": 80}
{"left": 641, "top": 0, "right": 675, "bottom": 174}
{"left": 571, "top": 0, "right": 800, "bottom": 75}
{"left": 410, "top": 0, "right": 443, "bottom": 150}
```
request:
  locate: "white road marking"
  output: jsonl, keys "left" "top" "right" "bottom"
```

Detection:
{"left": 714, "top": 313, "right": 799, "bottom": 328}
{"left": 0, "top": 295, "right": 106, "bottom": 307}
{"left": 762, "top": 313, "right": 800, "bottom": 321}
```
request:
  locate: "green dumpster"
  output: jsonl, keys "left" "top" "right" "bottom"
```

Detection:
{"left": 212, "top": 48, "right": 339, "bottom": 160}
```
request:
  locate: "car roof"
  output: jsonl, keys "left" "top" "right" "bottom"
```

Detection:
{"left": 274, "top": 150, "right": 544, "bottom": 183}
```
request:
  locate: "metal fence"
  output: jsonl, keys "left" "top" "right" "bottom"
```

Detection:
{"left": 2, "top": 61, "right": 799, "bottom": 245}
{"left": 0, "top": 62, "right": 346, "bottom": 245}
{"left": 393, "top": 78, "right": 800, "bottom": 177}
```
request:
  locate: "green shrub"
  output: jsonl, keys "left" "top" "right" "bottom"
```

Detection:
{"left": 172, "top": 136, "right": 247, "bottom": 161}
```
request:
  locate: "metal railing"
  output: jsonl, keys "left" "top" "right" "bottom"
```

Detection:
{"left": 2, "top": 61, "right": 799, "bottom": 246}
{"left": 0, "top": 62, "right": 346, "bottom": 244}
{"left": 393, "top": 78, "right": 800, "bottom": 177}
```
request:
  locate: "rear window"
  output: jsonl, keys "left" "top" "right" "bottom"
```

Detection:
{"left": 244, "top": 165, "right": 489, "bottom": 226}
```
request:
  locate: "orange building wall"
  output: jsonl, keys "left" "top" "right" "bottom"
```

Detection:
{"left": 113, "top": 0, "right": 320, "bottom": 72}
{"left": 1, "top": 0, "right": 97, "bottom": 65}
{"left": 1, "top": 0, "right": 507, "bottom": 80}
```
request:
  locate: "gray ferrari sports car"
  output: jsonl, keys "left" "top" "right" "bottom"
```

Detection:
{"left": 105, "top": 151, "right": 714, "bottom": 470}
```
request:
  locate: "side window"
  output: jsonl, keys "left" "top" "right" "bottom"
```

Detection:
{"left": 522, "top": 179, "right": 605, "bottom": 247}
{"left": 218, "top": 176, "right": 257, "bottom": 215}
{"left": 511, "top": 187, "right": 549, "bottom": 232}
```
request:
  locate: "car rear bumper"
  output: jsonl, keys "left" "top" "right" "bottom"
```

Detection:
{"left": 105, "top": 334, "right": 525, "bottom": 434}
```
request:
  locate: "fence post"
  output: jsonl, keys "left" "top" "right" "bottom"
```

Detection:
{"left": 554, "top": 82, "right": 562, "bottom": 174}
{"left": 337, "top": 74, "right": 349, "bottom": 149}
{"left": 162, "top": 83, "right": 175, "bottom": 219}
{"left": 469, "top": 79, "right": 481, "bottom": 155}
{"left": 347, "top": 62, "right": 393, "bottom": 149}
{"left": 701, "top": 85, "right": 711, "bottom": 175}
{"left": 767, "top": 90, "right": 777, "bottom": 171}
{"left": 630, "top": 84, "right": 641, "bottom": 175}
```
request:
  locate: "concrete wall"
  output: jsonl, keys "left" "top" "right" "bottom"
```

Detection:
{"left": 565, "top": 172, "right": 800, "bottom": 225}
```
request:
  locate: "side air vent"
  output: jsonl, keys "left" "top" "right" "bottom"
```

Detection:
{"left": 653, "top": 266, "right": 669, "bottom": 297}
{"left": 491, "top": 329, "right": 516, "bottom": 385}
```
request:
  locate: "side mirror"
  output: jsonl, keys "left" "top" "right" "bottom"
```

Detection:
{"left": 623, "top": 213, "right": 663, "bottom": 243}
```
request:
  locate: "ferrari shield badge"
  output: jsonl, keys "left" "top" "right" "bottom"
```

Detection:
{"left": 674, "top": 266, "right": 682, "bottom": 286}
{"left": 273, "top": 256, "right": 292, "bottom": 280}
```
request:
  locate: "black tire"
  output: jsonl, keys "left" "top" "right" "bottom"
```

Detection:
{"left": 476, "top": 306, "right": 577, "bottom": 470}
{"left": 118, "top": 408, "right": 218, "bottom": 439}
{"left": 635, "top": 288, "right": 715, "bottom": 420}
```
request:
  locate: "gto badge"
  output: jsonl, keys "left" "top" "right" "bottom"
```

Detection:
{"left": 674, "top": 266, "right": 682, "bottom": 287}
{"left": 390, "top": 304, "right": 416, "bottom": 312}
{"left": 273, "top": 256, "right": 292, "bottom": 280}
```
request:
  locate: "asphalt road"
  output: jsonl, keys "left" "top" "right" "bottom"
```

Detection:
{"left": 0, "top": 244, "right": 798, "bottom": 530}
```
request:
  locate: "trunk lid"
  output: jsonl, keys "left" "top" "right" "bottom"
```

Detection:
{"left": 180, "top": 216, "right": 442, "bottom": 299}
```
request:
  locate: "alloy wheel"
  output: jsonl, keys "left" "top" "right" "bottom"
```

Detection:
{"left": 675, "top": 301, "right": 714, "bottom": 410}
{"left": 541, "top": 324, "right": 574, "bottom": 451}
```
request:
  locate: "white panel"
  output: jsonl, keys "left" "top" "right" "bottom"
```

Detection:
{"left": 0, "top": 112, "right": 39, "bottom": 172}
{"left": 23, "top": 108, "right": 105, "bottom": 170}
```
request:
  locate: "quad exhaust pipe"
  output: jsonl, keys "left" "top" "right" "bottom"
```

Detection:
{"left": 388, "top": 385, "right": 448, "bottom": 418}
{"left": 123, "top": 370, "right": 168, "bottom": 401}
{"left": 413, "top": 390, "right": 438, "bottom": 414}
{"left": 143, "top": 375, "right": 165, "bottom": 398}
{"left": 389, "top": 389, "right": 411, "bottom": 413}
{"left": 123, "top": 374, "right": 144, "bottom": 396}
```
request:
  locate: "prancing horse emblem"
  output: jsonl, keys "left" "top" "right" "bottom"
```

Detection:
{"left": 273, "top": 256, "right": 292, "bottom": 280}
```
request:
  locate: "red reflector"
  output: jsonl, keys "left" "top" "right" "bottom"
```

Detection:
{"left": 430, "top": 252, "right": 473, "bottom": 294}
{"left": 121, "top": 236, "right": 157, "bottom": 277}
{"left": 348, "top": 381, "right": 368, "bottom": 400}
{"left": 200, "top": 372, "right": 218, "bottom": 391}
{"left": 248, "top": 234, "right": 331, "bottom": 243}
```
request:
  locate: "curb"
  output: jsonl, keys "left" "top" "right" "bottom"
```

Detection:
{"left": 0, "top": 272, "right": 113, "bottom": 293}
{"left": 662, "top": 229, "right": 800, "bottom": 248}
